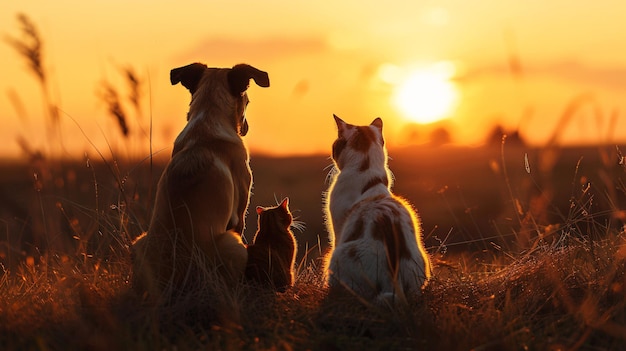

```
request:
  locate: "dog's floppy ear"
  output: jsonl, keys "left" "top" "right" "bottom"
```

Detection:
{"left": 240, "top": 119, "right": 249, "bottom": 136}
{"left": 170, "top": 63, "right": 207, "bottom": 94}
{"left": 227, "top": 64, "right": 270, "bottom": 96}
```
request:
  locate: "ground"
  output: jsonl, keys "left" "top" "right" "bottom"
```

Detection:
{"left": 0, "top": 143, "right": 625, "bottom": 350}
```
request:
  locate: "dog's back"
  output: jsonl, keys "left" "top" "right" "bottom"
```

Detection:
{"left": 132, "top": 63, "right": 269, "bottom": 299}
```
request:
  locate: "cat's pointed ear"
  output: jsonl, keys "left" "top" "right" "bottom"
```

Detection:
{"left": 256, "top": 206, "right": 264, "bottom": 215}
{"left": 280, "top": 197, "right": 289, "bottom": 209}
{"left": 371, "top": 117, "right": 383, "bottom": 131}
{"left": 170, "top": 63, "right": 207, "bottom": 95}
{"left": 333, "top": 114, "right": 347, "bottom": 135}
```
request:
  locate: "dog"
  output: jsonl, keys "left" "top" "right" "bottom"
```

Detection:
{"left": 132, "top": 63, "right": 270, "bottom": 299}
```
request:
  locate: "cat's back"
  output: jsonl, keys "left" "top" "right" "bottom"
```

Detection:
{"left": 244, "top": 199, "right": 297, "bottom": 292}
{"left": 245, "top": 230, "right": 296, "bottom": 292}
{"left": 325, "top": 115, "right": 431, "bottom": 302}
{"left": 329, "top": 193, "right": 430, "bottom": 298}
{"left": 340, "top": 193, "right": 418, "bottom": 237}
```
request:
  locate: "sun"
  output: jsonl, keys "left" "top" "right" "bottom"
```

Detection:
{"left": 390, "top": 62, "right": 459, "bottom": 124}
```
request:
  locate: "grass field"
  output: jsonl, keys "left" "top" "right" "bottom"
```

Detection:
{"left": 1, "top": 143, "right": 625, "bottom": 350}
{"left": 2, "top": 13, "right": 625, "bottom": 350}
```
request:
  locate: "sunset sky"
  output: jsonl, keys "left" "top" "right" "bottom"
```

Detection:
{"left": 1, "top": 1, "right": 625, "bottom": 159}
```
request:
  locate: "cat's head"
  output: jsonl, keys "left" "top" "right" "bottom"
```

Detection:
{"left": 256, "top": 197, "right": 293, "bottom": 229}
{"left": 331, "top": 114, "right": 386, "bottom": 171}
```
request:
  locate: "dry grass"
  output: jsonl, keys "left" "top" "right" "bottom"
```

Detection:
{"left": 1, "top": 141, "right": 626, "bottom": 351}
{"left": 0, "top": 222, "right": 624, "bottom": 350}
{"left": 3, "top": 139, "right": 622, "bottom": 350}
{"left": 1, "top": 115, "right": 625, "bottom": 350}
{"left": 2, "top": 13, "right": 626, "bottom": 351}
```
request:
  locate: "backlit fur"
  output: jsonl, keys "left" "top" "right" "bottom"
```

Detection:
{"left": 245, "top": 198, "right": 297, "bottom": 292}
{"left": 324, "top": 115, "right": 431, "bottom": 304}
{"left": 132, "top": 63, "right": 269, "bottom": 299}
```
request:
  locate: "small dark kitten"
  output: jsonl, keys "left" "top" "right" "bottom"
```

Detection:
{"left": 245, "top": 198, "right": 297, "bottom": 292}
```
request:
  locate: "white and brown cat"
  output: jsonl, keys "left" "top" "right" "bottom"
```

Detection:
{"left": 324, "top": 114, "right": 431, "bottom": 304}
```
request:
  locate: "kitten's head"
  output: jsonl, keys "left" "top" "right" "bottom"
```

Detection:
{"left": 256, "top": 197, "right": 292, "bottom": 229}
{"left": 331, "top": 114, "right": 386, "bottom": 171}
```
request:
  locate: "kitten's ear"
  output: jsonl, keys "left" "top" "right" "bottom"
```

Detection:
{"left": 170, "top": 63, "right": 207, "bottom": 95}
{"left": 371, "top": 117, "right": 383, "bottom": 131}
{"left": 280, "top": 197, "right": 289, "bottom": 209}
{"left": 333, "top": 114, "right": 347, "bottom": 135}
{"left": 256, "top": 206, "right": 264, "bottom": 215}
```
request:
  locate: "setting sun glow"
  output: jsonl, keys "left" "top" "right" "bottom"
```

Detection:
{"left": 392, "top": 62, "right": 459, "bottom": 124}
{"left": 1, "top": 2, "right": 626, "bottom": 158}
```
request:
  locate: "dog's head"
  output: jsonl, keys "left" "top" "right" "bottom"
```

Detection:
{"left": 170, "top": 63, "right": 270, "bottom": 136}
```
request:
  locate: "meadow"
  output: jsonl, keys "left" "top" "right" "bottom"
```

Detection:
{"left": 1, "top": 142, "right": 625, "bottom": 350}
{"left": 1, "top": 14, "right": 626, "bottom": 350}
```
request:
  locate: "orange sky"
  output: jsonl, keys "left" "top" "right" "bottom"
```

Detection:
{"left": 1, "top": 1, "right": 626, "bottom": 159}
